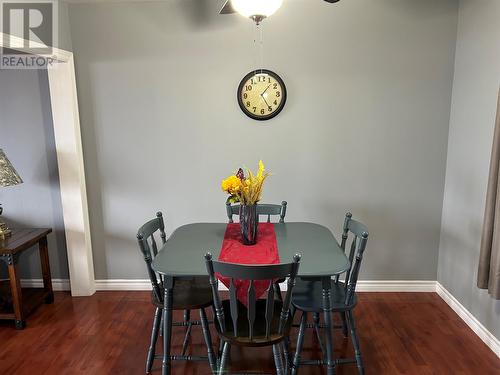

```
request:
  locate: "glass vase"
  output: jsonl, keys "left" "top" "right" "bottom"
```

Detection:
{"left": 239, "top": 204, "right": 258, "bottom": 245}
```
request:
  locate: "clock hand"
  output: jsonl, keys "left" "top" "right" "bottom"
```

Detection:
{"left": 260, "top": 84, "right": 272, "bottom": 108}
{"left": 261, "top": 84, "right": 271, "bottom": 96}
{"left": 262, "top": 95, "right": 271, "bottom": 108}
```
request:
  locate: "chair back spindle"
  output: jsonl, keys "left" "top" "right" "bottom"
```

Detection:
{"left": 265, "top": 280, "right": 275, "bottom": 338}
{"left": 205, "top": 253, "right": 301, "bottom": 344}
{"left": 229, "top": 278, "right": 239, "bottom": 336}
{"left": 279, "top": 261, "right": 299, "bottom": 333}
{"left": 247, "top": 280, "right": 256, "bottom": 340}
{"left": 206, "top": 255, "right": 226, "bottom": 333}
{"left": 150, "top": 236, "right": 159, "bottom": 257}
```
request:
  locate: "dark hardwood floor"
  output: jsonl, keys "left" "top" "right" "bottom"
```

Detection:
{"left": 0, "top": 291, "right": 498, "bottom": 374}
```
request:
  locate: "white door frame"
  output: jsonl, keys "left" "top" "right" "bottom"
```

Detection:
{"left": 0, "top": 33, "right": 95, "bottom": 296}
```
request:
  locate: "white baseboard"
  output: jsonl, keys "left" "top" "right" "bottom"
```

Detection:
{"left": 21, "top": 278, "right": 71, "bottom": 291}
{"left": 89, "top": 279, "right": 437, "bottom": 292}
{"left": 94, "top": 279, "right": 151, "bottom": 290}
{"left": 435, "top": 282, "right": 500, "bottom": 358}
{"left": 18, "top": 278, "right": 499, "bottom": 358}
{"left": 356, "top": 280, "right": 436, "bottom": 292}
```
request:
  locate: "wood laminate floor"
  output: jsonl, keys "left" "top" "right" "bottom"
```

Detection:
{"left": 0, "top": 292, "right": 498, "bottom": 374}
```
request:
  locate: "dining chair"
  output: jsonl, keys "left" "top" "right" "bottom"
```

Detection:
{"left": 226, "top": 201, "right": 287, "bottom": 223}
{"left": 205, "top": 252, "right": 301, "bottom": 375}
{"left": 290, "top": 213, "right": 368, "bottom": 375}
{"left": 137, "top": 212, "right": 216, "bottom": 374}
{"left": 226, "top": 200, "right": 288, "bottom": 300}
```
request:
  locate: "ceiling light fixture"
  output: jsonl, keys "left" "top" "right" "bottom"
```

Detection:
{"left": 231, "top": 0, "right": 283, "bottom": 24}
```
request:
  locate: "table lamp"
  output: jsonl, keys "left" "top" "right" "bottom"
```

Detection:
{"left": 0, "top": 149, "right": 23, "bottom": 238}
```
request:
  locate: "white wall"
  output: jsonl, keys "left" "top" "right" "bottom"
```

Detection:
{"left": 438, "top": 0, "right": 500, "bottom": 339}
{"left": 67, "top": 0, "right": 458, "bottom": 280}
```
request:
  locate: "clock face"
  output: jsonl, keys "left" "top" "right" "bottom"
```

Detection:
{"left": 237, "top": 69, "right": 287, "bottom": 121}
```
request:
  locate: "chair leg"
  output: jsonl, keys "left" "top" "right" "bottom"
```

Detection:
{"left": 312, "top": 312, "right": 325, "bottom": 355}
{"left": 347, "top": 311, "right": 364, "bottom": 375}
{"left": 292, "top": 312, "right": 307, "bottom": 375}
{"left": 200, "top": 308, "right": 217, "bottom": 374}
{"left": 181, "top": 310, "right": 192, "bottom": 356}
{"left": 290, "top": 304, "right": 297, "bottom": 321}
{"left": 282, "top": 336, "right": 291, "bottom": 373}
{"left": 273, "top": 344, "right": 285, "bottom": 375}
{"left": 180, "top": 323, "right": 192, "bottom": 356}
{"left": 146, "top": 307, "right": 162, "bottom": 373}
{"left": 340, "top": 312, "right": 349, "bottom": 338}
{"left": 218, "top": 339, "right": 224, "bottom": 358}
{"left": 218, "top": 342, "right": 230, "bottom": 375}
{"left": 159, "top": 314, "right": 164, "bottom": 337}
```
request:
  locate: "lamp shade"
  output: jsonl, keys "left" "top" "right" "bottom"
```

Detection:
{"left": 232, "top": 0, "right": 283, "bottom": 18}
{"left": 0, "top": 149, "right": 23, "bottom": 187}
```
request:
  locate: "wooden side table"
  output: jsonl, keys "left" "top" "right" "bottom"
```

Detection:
{"left": 0, "top": 228, "right": 54, "bottom": 329}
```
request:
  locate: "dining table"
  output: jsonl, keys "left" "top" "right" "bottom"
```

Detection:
{"left": 152, "top": 222, "right": 350, "bottom": 375}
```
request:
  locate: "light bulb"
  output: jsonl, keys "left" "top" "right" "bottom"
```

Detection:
{"left": 232, "top": 0, "right": 283, "bottom": 19}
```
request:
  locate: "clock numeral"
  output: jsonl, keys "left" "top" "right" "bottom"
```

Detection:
{"left": 243, "top": 93, "right": 248, "bottom": 99}
{"left": 276, "top": 91, "right": 280, "bottom": 97}
{"left": 273, "top": 100, "right": 278, "bottom": 105}
{"left": 260, "top": 109, "right": 265, "bottom": 115}
{"left": 251, "top": 78, "right": 255, "bottom": 84}
{"left": 268, "top": 77, "right": 271, "bottom": 83}
{"left": 246, "top": 85, "right": 252, "bottom": 91}
{"left": 246, "top": 101, "right": 250, "bottom": 107}
{"left": 273, "top": 83, "right": 278, "bottom": 89}
{"left": 268, "top": 106, "right": 272, "bottom": 112}
{"left": 252, "top": 106, "right": 257, "bottom": 113}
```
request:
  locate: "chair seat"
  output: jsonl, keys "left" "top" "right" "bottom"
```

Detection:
{"left": 215, "top": 299, "right": 292, "bottom": 347}
{"left": 292, "top": 279, "right": 357, "bottom": 312}
{"left": 152, "top": 277, "right": 213, "bottom": 310}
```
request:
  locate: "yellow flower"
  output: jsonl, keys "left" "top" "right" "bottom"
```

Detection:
{"left": 257, "top": 160, "right": 265, "bottom": 179}
{"left": 221, "top": 175, "right": 242, "bottom": 195}
{"left": 221, "top": 161, "right": 271, "bottom": 205}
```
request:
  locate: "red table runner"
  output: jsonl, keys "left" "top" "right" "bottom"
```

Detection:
{"left": 217, "top": 223, "right": 280, "bottom": 306}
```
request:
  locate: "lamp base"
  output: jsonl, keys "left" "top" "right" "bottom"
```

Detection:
{"left": 0, "top": 221, "right": 11, "bottom": 238}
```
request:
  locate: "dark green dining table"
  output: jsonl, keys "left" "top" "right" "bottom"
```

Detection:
{"left": 152, "top": 222, "right": 350, "bottom": 375}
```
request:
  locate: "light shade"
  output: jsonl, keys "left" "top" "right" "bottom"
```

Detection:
{"left": 0, "top": 149, "right": 23, "bottom": 187}
{"left": 232, "top": 0, "right": 283, "bottom": 18}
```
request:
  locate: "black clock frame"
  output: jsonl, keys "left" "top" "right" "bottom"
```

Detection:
{"left": 237, "top": 69, "right": 287, "bottom": 121}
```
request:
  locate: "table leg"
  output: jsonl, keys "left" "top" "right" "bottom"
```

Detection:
{"left": 322, "top": 277, "right": 335, "bottom": 375}
{"left": 38, "top": 236, "right": 54, "bottom": 304}
{"left": 162, "top": 281, "right": 173, "bottom": 375}
{"left": 7, "top": 261, "right": 25, "bottom": 329}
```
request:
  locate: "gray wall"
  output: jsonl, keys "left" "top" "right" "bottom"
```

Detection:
{"left": 58, "top": 0, "right": 73, "bottom": 52}
{"left": 0, "top": 69, "right": 69, "bottom": 279}
{"left": 438, "top": 0, "right": 500, "bottom": 339}
{"left": 67, "top": 0, "right": 458, "bottom": 280}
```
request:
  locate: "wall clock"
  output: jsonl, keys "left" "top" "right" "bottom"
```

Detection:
{"left": 237, "top": 69, "right": 287, "bottom": 121}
